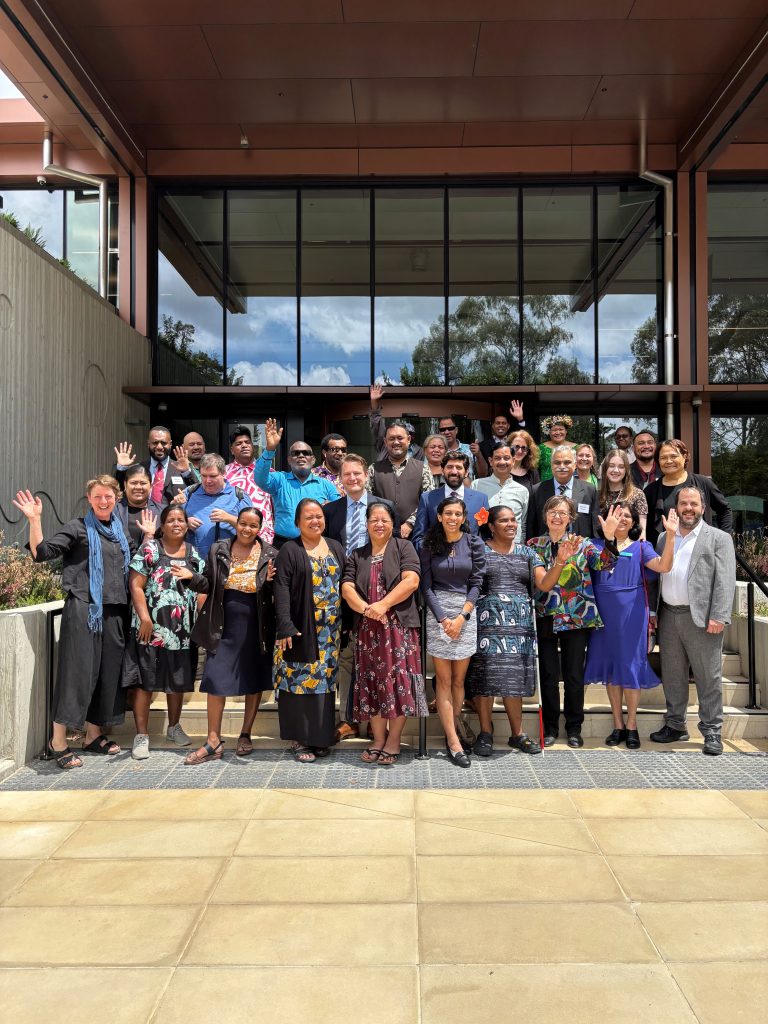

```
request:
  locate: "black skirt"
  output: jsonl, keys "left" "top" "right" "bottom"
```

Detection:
{"left": 278, "top": 691, "right": 335, "bottom": 748}
{"left": 122, "top": 640, "right": 195, "bottom": 694}
{"left": 200, "top": 590, "right": 273, "bottom": 697}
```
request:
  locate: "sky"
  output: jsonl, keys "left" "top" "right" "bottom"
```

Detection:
{"left": 0, "top": 68, "right": 22, "bottom": 98}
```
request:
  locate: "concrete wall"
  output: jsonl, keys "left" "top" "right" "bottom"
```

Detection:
{"left": 0, "top": 215, "right": 151, "bottom": 544}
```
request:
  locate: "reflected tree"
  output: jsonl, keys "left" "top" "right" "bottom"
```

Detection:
{"left": 399, "top": 295, "right": 592, "bottom": 385}
{"left": 157, "top": 314, "right": 243, "bottom": 386}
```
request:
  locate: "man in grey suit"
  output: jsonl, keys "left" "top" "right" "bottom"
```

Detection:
{"left": 650, "top": 486, "right": 736, "bottom": 756}
{"left": 527, "top": 445, "right": 600, "bottom": 539}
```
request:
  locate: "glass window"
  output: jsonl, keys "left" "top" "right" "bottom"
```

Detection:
{"left": 708, "top": 185, "right": 768, "bottom": 383}
{"left": 374, "top": 189, "right": 444, "bottom": 385}
{"left": 712, "top": 414, "right": 768, "bottom": 535}
{"left": 597, "top": 185, "right": 661, "bottom": 383}
{"left": 66, "top": 189, "right": 99, "bottom": 289}
{"left": 448, "top": 188, "right": 518, "bottom": 384}
{"left": 301, "top": 189, "right": 370, "bottom": 385}
{"left": 597, "top": 416, "right": 661, "bottom": 461}
{"left": 0, "top": 188, "right": 63, "bottom": 259}
{"left": 157, "top": 190, "right": 225, "bottom": 385}
{"left": 523, "top": 187, "right": 594, "bottom": 384}
{"left": 226, "top": 191, "right": 297, "bottom": 386}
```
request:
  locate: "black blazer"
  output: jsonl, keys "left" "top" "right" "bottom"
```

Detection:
{"left": 323, "top": 494, "right": 397, "bottom": 549}
{"left": 527, "top": 477, "right": 600, "bottom": 540}
{"left": 341, "top": 537, "right": 421, "bottom": 630}
{"left": 644, "top": 472, "right": 733, "bottom": 546}
{"left": 189, "top": 537, "right": 278, "bottom": 655}
{"left": 273, "top": 537, "right": 347, "bottom": 664}
{"left": 114, "top": 458, "right": 195, "bottom": 505}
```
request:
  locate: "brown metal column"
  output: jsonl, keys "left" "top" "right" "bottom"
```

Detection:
{"left": 134, "top": 177, "right": 149, "bottom": 338}
{"left": 694, "top": 171, "right": 711, "bottom": 474}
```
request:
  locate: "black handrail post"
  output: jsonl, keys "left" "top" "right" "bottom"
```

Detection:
{"left": 40, "top": 607, "right": 59, "bottom": 759}
{"left": 416, "top": 605, "right": 428, "bottom": 759}
{"left": 746, "top": 582, "right": 759, "bottom": 710}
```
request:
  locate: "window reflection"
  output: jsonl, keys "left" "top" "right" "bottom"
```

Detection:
{"left": 66, "top": 189, "right": 99, "bottom": 289}
{"left": 0, "top": 189, "right": 63, "bottom": 259}
{"left": 374, "top": 190, "right": 445, "bottom": 385}
{"left": 708, "top": 185, "right": 768, "bottom": 383}
{"left": 712, "top": 414, "right": 768, "bottom": 531}
{"left": 597, "top": 185, "right": 660, "bottom": 383}
{"left": 157, "top": 190, "right": 225, "bottom": 385}
{"left": 301, "top": 190, "right": 370, "bottom": 385}
{"left": 449, "top": 189, "right": 518, "bottom": 384}
{"left": 227, "top": 190, "right": 297, "bottom": 386}
{"left": 523, "top": 188, "right": 594, "bottom": 384}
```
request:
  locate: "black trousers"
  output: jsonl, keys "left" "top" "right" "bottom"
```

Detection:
{"left": 53, "top": 599, "right": 127, "bottom": 731}
{"left": 536, "top": 618, "right": 588, "bottom": 736}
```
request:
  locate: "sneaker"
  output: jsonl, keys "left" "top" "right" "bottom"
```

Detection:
{"left": 649, "top": 724, "right": 690, "bottom": 743}
{"left": 132, "top": 734, "right": 150, "bottom": 760}
{"left": 702, "top": 732, "right": 723, "bottom": 756}
{"left": 167, "top": 722, "right": 191, "bottom": 746}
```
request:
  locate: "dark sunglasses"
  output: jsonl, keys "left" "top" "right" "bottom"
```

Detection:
{"left": 326, "top": 446, "right": 347, "bottom": 453}
{"left": 439, "top": 426, "right": 456, "bottom": 432}
{"left": 511, "top": 444, "right": 528, "bottom": 451}
{"left": 290, "top": 449, "right": 313, "bottom": 457}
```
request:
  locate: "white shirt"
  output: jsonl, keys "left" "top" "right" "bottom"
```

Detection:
{"left": 485, "top": 477, "right": 530, "bottom": 544}
{"left": 552, "top": 475, "right": 574, "bottom": 499}
{"left": 443, "top": 483, "right": 466, "bottom": 501}
{"left": 660, "top": 519, "right": 704, "bottom": 606}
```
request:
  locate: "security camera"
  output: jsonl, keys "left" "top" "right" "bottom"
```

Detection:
{"left": 240, "top": 133, "right": 249, "bottom": 149}
{"left": 36, "top": 175, "right": 47, "bottom": 186}
{"left": 691, "top": 397, "right": 703, "bottom": 408}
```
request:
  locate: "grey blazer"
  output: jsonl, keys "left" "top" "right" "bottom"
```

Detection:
{"left": 656, "top": 521, "right": 736, "bottom": 627}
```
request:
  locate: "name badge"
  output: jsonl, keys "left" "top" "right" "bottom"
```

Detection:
{"left": 577, "top": 503, "right": 590, "bottom": 514}
{"left": 171, "top": 476, "right": 184, "bottom": 485}
{"left": 618, "top": 550, "right": 633, "bottom": 558}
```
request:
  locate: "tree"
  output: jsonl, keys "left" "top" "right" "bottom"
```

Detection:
{"left": 157, "top": 314, "right": 243, "bottom": 386}
{"left": 708, "top": 293, "right": 768, "bottom": 383}
{"left": 630, "top": 314, "right": 658, "bottom": 383}
{"left": 398, "top": 294, "right": 593, "bottom": 385}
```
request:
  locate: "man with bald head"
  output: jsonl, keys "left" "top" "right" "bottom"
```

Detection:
{"left": 182, "top": 432, "right": 206, "bottom": 482}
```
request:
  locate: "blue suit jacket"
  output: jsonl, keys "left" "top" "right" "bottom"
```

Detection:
{"left": 412, "top": 487, "right": 489, "bottom": 549}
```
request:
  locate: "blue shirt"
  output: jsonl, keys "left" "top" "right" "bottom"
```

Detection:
{"left": 253, "top": 451, "right": 338, "bottom": 538}
{"left": 185, "top": 481, "right": 253, "bottom": 557}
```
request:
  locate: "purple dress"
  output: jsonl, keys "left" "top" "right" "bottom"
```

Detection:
{"left": 584, "top": 540, "right": 660, "bottom": 690}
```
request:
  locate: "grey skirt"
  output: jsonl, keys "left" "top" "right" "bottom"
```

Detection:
{"left": 426, "top": 590, "right": 478, "bottom": 661}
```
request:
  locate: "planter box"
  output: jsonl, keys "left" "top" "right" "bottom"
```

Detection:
{"left": 0, "top": 600, "right": 63, "bottom": 780}
{"left": 724, "top": 582, "right": 768, "bottom": 701}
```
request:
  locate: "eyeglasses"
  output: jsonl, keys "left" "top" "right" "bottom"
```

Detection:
{"left": 439, "top": 426, "right": 456, "bottom": 432}
{"left": 290, "top": 449, "right": 313, "bottom": 457}
{"left": 615, "top": 433, "right": 631, "bottom": 441}
{"left": 547, "top": 510, "right": 569, "bottom": 519}
{"left": 511, "top": 444, "right": 528, "bottom": 451}
{"left": 326, "top": 446, "right": 347, "bottom": 453}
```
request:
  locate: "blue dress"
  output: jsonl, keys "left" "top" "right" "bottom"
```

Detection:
{"left": 584, "top": 540, "right": 660, "bottom": 690}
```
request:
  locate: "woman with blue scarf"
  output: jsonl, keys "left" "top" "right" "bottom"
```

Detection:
{"left": 13, "top": 476, "right": 134, "bottom": 769}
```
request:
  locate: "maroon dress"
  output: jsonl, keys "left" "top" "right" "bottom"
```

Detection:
{"left": 352, "top": 555, "right": 428, "bottom": 721}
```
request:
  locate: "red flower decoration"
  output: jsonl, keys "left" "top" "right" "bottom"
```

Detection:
{"left": 474, "top": 507, "right": 489, "bottom": 526}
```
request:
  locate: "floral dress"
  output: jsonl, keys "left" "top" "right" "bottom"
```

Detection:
{"left": 353, "top": 553, "right": 427, "bottom": 721}
{"left": 273, "top": 554, "right": 342, "bottom": 694}
{"left": 122, "top": 539, "right": 204, "bottom": 692}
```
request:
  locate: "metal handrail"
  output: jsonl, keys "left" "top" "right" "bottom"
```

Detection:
{"left": 735, "top": 551, "right": 767, "bottom": 711}
{"left": 40, "top": 605, "right": 63, "bottom": 759}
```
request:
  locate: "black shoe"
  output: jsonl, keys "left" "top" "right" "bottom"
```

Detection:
{"left": 702, "top": 732, "right": 723, "bottom": 756}
{"left": 625, "top": 729, "right": 641, "bottom": 749}
{"left": 567, "top": 733, "right": 584, "bottom": 748}
{"left": 650, "top": 724, "right": 690, "bottom": 743}
{"left": 543, "top": 734, "right": 558, "bottom": 748}
{"left": 473, "top": 731, "right": 494, "bottom": 757}
{"left": 446, "top": 742, "right": 471, "bottom": 768}
{"left": 508, "top": 732, "right": 541, "bottom": 755}
{"left": 605, "top": 728, "right": 627, "bottom": 746}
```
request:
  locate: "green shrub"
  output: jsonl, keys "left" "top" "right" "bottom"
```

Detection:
{"left": 0, "top": 532, "right": 63, "bottom": 610}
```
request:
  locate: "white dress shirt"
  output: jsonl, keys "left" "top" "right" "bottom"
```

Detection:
{"left": 443, "top": 483, "right": 466, "bottom": 500}
{"left": 553, "top": 475, "right": 574, "bottom": 499}
{"left": 660, "top": 519, "right": 704, "bottom": 606}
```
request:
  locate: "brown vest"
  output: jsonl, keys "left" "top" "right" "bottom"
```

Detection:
{"left": 371, "top": 458, "right": 424, "bottom": 523}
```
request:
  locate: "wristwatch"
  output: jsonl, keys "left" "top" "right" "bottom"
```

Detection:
{"left": 461, "top": 610, "right": 471, "bottom": 621}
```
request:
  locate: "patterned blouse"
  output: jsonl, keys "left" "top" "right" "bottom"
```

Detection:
{"left": 526, "top": 534, "right": 616, "bottom": 632}
{"left": 224, "top": 461, "right": 275, "bottom": 544}
{"left": 129, "top": 539, "right": 204, "bottom": 650}
{"left": 224, "top": 547, "right": 262, "bottom": 593}
{"left": 313, "top": 464, "right": 345, "bottom": 496}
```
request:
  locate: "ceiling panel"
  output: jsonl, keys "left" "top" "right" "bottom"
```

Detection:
{"left": 352, "top": 76, "right": 600, "bottom": 123}
{"left": 476, "top": 18, "right": 760, "bottom": 77}
{"left": 109, "top": 79, "right": 355, "bottom": 124}
{"left": 202, "top": 22, "right": 478, "bottom": 79}
{"left": 45, "top": 0, "right": 344, "bottom": 26}
{"left": 585, "top": 75, "right": 720, "bottom": 121}
{"left": 629, "top": 0, "right": 767, "bottom": 18}
{"left": 343, "top": 1, "right": 633, "bottom": 21}
{"left": 72, "top": 27, "right": 221, "bottom": 81}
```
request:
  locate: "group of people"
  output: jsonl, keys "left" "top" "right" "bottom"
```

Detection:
{"left": 13, "top": 391, "right": 737, "bottom": 772}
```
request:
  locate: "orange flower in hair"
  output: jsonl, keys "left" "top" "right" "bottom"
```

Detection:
{"left": 474, "top": 507, "right": 489, "bottom": 526}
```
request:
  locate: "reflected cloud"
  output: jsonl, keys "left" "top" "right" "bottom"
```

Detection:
{"left": 232, "top": 359, "right": 352, "bottom": 386}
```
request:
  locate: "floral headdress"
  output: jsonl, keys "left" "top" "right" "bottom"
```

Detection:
{"left": 542, "top": 414, "right": 573, "bottom": 435}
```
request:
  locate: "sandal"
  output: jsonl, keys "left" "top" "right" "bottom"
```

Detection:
{"left": 473, "top": 731, "right": 494, "bottom": 758}
{"left": 360, "top": 748, "right": 383, "bottom": 763}
{"left": 379, "top": 750, "right": 401, "bottom": 765}
{"left": 291, "top": 744, "right": 316, "bottom": 763}
{"left": 49, "top": 743, "right": 82, "bottom": 770}
{"left": 82, "top": 734, "right": 121, "bottom": 755}
{"left": 236, "top": 733, "right": 253, "bottom": 756}
{"left": 508, "top": 732, "right": 541, "bottom": 755}
{"left": 184, "top": 740, "right": 224, "bottom": 765}
{"left": 313, "top": 747, "right": 331, "bottom": 758}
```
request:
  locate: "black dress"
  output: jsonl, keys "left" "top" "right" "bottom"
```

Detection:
{"left": 33, "top": 519, "right": 131, "bottom": 731}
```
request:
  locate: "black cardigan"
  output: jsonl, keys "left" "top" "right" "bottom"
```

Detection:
{"left": 189, "top": 537, "right": 278, "bottom": 655}
{"left": 644, "top": 472, "right": 733, "bottom": 545}
{"left": 273, "top": 537, "right": 347, "bottom": 663}
{"left": 341, "top": 536, "right": 421, "bottom": 629}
